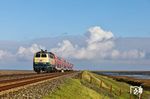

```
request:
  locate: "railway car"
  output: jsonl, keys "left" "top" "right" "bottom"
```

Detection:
{"left": 33, "top": 50, "right": 73, "bottom": 73}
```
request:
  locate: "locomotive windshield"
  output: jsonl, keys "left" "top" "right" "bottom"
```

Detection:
{"left": 35, "top": 53, "right": 47, "bottom": 57}
{"left": 41, "top": 53, "right": 47, "bottom": 57}
{"left": 35, "top": 53, "right": 40, "bottom": 57}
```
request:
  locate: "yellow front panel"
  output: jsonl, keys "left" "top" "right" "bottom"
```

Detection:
{"left": 33, "top": 53, "right": 55, "bottom": 65}
{"left": 34, "top": 57, "right": 49, "bottom": 63}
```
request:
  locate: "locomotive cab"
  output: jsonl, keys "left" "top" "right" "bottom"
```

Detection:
{"left": 33, "top": 50, "right": 55, "bottom": 73}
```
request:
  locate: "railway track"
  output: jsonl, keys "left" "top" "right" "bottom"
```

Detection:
{"left": 0, "top": 73, "right": 37, "bottom": 81}
{"left": 0, "top": 73, "right": 36, "bottom": 77}
{"left": 0, "top": 72, "right": 75, "bottom": 92}
{"left": 0, "top": 72, "right": 58, "bottom": 84}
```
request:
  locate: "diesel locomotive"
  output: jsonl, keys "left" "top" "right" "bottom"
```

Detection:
{"left": 33, "top": 50, "right": 73, "bottom": 73}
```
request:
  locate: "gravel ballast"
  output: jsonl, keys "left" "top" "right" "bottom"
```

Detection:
{"left": 0, "top": 72, "right": 79, "bottom": 99}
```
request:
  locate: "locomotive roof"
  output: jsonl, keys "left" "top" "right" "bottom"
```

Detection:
{"left": 36, "top": 50, "right": 55, "bottom": 55}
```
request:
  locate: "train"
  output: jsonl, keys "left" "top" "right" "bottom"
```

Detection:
{"left": 33, "top": 49, "right": 73, "bottom": 73}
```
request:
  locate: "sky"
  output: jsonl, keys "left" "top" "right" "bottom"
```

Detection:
{"left": 0, "top": 0, "right": 150, "bottom": 40}
{"left": 0, "top": 0, "right": 150, "bottom": 70}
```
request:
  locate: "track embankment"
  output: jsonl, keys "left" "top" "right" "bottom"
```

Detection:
{"left": 0, "top": 72, "right": 75, "bottom": 92}
{"left": 0, "top": 71, "right": 79, "bottom": 99}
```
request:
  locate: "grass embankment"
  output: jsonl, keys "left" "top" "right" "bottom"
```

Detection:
{"left": 43, "top": 71, "right": 150, "bottom": 99}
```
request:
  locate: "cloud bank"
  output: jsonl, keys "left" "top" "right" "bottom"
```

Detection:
{"left": 0, "top": 26, "right": 149, "bottom": 70}
{"left": 0, "top": 50, "right": 13, "bottom": 60}
{"left": 0, "top": 44, "right": 44, "bottom": 61}
{"left": 51, "top": 26, "right": 145, "bottom": 60}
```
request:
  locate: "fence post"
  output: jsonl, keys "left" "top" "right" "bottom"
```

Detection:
{"left": 130, "top": 94, "right": 132, "bottom": 99}
{"left": 139, "top": 94, "right": 142, "bottom": 99}
{"left": 119, "top": 89, "right": 121, "bottom": 96}
{"left": 80, "top": 73, "right": 82, "bottom": 79}
{"left": 90, "top": 76, "right": 92, "bottom": 83}
{"left": 110, "top": 85, "right": 112, "bottom": 93}
{"left": 100, "top": 80, "right": 102, "bottom": 88}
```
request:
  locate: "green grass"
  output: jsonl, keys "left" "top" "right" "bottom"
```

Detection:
{"left": 81, "top": 71, "right": 132, "bottom": 99}
{"left": 43, "top": 78, "right": 109, "bottom": 99}
{"left": 43, "top": 71, "right": 150, "bottom": 99}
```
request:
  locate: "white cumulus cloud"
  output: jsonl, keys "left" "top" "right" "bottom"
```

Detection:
{"left": 51, "top": 26, "right": 145, "bottom": 60}
{"left": 16, "top": 44, "right": 45, "bottom": 61}
{"left": 87, "top": 26, "right": 114, "bottom": 44}
{"left": 0, "top": 44, "right": 45, "bottom": 61}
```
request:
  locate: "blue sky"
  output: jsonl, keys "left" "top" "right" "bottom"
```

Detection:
{"left": 0, "top": 0, "right": 150, "bottom": 41}
{"left": 0, "top": 0, "right": 150, "bottom": 70}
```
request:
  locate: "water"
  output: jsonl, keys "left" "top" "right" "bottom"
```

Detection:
{"left": 95, "top": 72, "right": 150, "bottom": 79}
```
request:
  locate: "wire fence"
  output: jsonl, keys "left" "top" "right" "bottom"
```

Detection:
{"left": 80, "top": 72, "right": 143, "bottom": 99}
